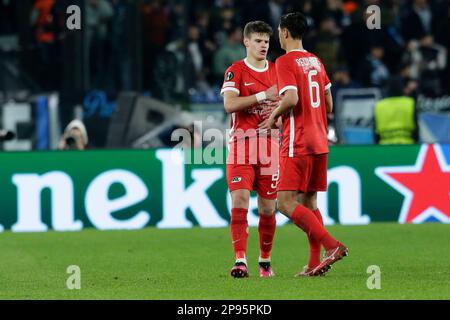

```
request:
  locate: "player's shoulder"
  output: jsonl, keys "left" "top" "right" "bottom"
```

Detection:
{"left": 275, "top": 53, "right": 291, "bottom": 64}
{"left": 224, "top": 60, "right": 245, "bottom": 80}
{"left": 303, "top": 51, "right": 325, "bottom": 66}
{"left": 277, "top": 51, "right": 302, "bottom": 67}
{"left": 226, "top": 60, "right": 246, "bottom": 72}
{"left": 225, "top": 60, "right": 244, "bottom": 81}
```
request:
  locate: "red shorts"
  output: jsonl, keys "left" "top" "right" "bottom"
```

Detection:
{"left": 226, "top": 136, "right": 279, "bottom": 199}
{"left": 227, "top": 163, "right": 279, "bottom": 200}
{"left": 277, "top": 154, "right": 328, "bottom": 192}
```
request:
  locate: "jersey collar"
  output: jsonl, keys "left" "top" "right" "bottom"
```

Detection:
{"left": 288, "top": 49, "right": 308, "bottom": 52}
{"left": 244, "top": 58, "right": 269, "bottom": 72}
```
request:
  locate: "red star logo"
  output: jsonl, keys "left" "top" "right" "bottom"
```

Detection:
{"left": 375, "top": 144, "right": 450, "bottom": 223}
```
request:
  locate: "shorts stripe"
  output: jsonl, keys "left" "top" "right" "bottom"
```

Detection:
{"left": 228, "top": 113, "right": 236, "bottom": 143}
{"left": 289, "top": 109, "right": 294, "bottom": 157}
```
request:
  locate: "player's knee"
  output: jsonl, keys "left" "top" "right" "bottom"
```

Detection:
{"left": 259, "top": 206, "right": 274, "bottom": 216}
{"left": 303, "top": 192, "right": 317, "bottom": 210}
{"left": 232, "top": 195, "right": 249, "bottom": 209}
{"left": 303, "top": 201, "right": 316, "bottom": 211}
{"left": 277, "top": 200, "right": 289, "bottom": 215}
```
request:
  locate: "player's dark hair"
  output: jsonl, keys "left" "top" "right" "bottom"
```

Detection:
{"left": 243, "top": 21, "right": 273, "bottom": 39}
{"left": 279, "top": 12, "right": 308, "bottom": 40}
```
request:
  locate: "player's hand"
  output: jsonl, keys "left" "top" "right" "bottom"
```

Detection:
{"left": 260, "top": 101, "right": 279, "bottom": 120}
{"left": 258, "top": 111, "right": 277, "bottom": 132}
{"left": 264, "top": 85, "right": 278, "bottom": 101}
{"left": 275, "top": 116, "right": 283, "bottom": 128}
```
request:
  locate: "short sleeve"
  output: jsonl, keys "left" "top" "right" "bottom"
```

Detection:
{"left": 220, "top": 65, "right": 241, "bottom": 96}
{"left": 276, "top": 57, "right": 298, "bottom": 96}
{"left": 322, "top": 64, "right": 332, "bottom": 91}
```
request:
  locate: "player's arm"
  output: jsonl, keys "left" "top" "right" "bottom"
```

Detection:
{"left": 271, "top": 89, "right": 298, "bottom": 118}
{"left": 258, "top": 89, "right": 297, "bottom": 130}
{"left": 322, "top": 64, "right": 333, "bottom": 114}
{"left": 223, "top": 85, "right": 278, "bottom": 113}
{"left": 325, "top": 88, "right": 333, "bottom": 114}
{"left": 259, "top": 57, "right": 299, "bottom": 129}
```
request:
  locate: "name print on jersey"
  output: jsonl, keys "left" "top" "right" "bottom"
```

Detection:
{"left": 295, "top": 57, "right": 321, "bottom": 73}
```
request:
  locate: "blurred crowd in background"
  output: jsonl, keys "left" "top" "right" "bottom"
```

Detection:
{"left": 145, "top": 0, "right": 450, "bottom": 104}
{"left": 1, "top": 0, "right": 449, "bottom": 102}
{"left": 1, "top": 0, "right": 450, "bottom": 149}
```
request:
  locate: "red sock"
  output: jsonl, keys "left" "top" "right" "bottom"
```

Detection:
{"left": 230, "top": 208, "right": 248, "bottom": 260}
{"left": 307, "top": 209, "right": 324, "bottom": 268}
{"left": 312, "top": 209, "right": 324, "bottom": 226}
{"left": 291, "top": 205, "right": 338, "bottom": 251}
{"left": 258, "top": 212, "right": 276, "bottom": 259}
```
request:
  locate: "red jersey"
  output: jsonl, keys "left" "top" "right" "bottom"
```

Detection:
{"left": 220, "top": 58, "right": 277, "bottom": 142}
{"left": 221, "top": 58, "right": 279, "bottom": 190}
{"left": 276, "top": 50, "right": 331, "bottom": 157}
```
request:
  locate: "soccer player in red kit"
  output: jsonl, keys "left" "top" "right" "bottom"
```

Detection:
{"left": 260, "top": 12, "right": 348, "bottom": 276}
{"left": 221, "top": 21, "right": 280, "bottom": 278}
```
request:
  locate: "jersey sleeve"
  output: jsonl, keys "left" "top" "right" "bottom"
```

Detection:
{"left": 275, "top": 57, "right": 298, "bottom": 96}
{"left": 220, "top": 65, "right": 241, "bottom": 96}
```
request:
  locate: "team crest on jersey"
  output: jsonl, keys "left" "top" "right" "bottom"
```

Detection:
{"left": 226, "top": 71, "right": 234, "bottom": 81}
{"left": 231, "top": 176, "right": 242, "bottom": 183}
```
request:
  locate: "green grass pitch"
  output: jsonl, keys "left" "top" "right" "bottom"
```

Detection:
{"left": 0, "top": 223, "right": 449, "bottom": 299}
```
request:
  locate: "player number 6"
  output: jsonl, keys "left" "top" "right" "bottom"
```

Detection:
{"left": 308, "top": 70, "right": 320, "bottom": 109}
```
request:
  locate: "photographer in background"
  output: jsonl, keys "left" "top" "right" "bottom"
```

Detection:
{"left": 58, "top": 119, "right": 89, "bottom": 150}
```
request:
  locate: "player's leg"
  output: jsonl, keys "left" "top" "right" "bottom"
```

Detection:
{"left": 299, "top": 192, "right": 324, "bottom": 272}
{"left": 254, "top": 149, "right": 278, "bottom": 277}
{"left": 277, "top": 154, "right": 338, "bottom": 249}
{"left": 278, "top": 190, "right": 337, "bottom": 276}
{"left": 276, "top": 190, "right": 323, "bottom": 276}
{"left": 278, "top": 189, "right": 327, "bottom": 226}
{"left": 277, "top": 155, "right": 331, "bottom": 241}
{"left": 276, "top": 155, "right": 342, "bottom": 276}
{"left": 300, "top": 191, "right": 324, "bottom": 234}
{"left": 295, "top": 191, "right": 329, "bottom": 276}
{"left": 253, "top": 136, "right": 279, "bottom": 277}
{"left": 307, "top": 154, "right": 348, "bottom": 275}
{"left": 256, "top": 195, "right": 276, "bottom": 277}
{"left": 227, "top": 164, "right": 254, "bottom": 278}
{"left": 230, "top": 188, "right": 250, "bottom": 263}
{"left": 277, "top": 189, "right": 326, "bottom": 238}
